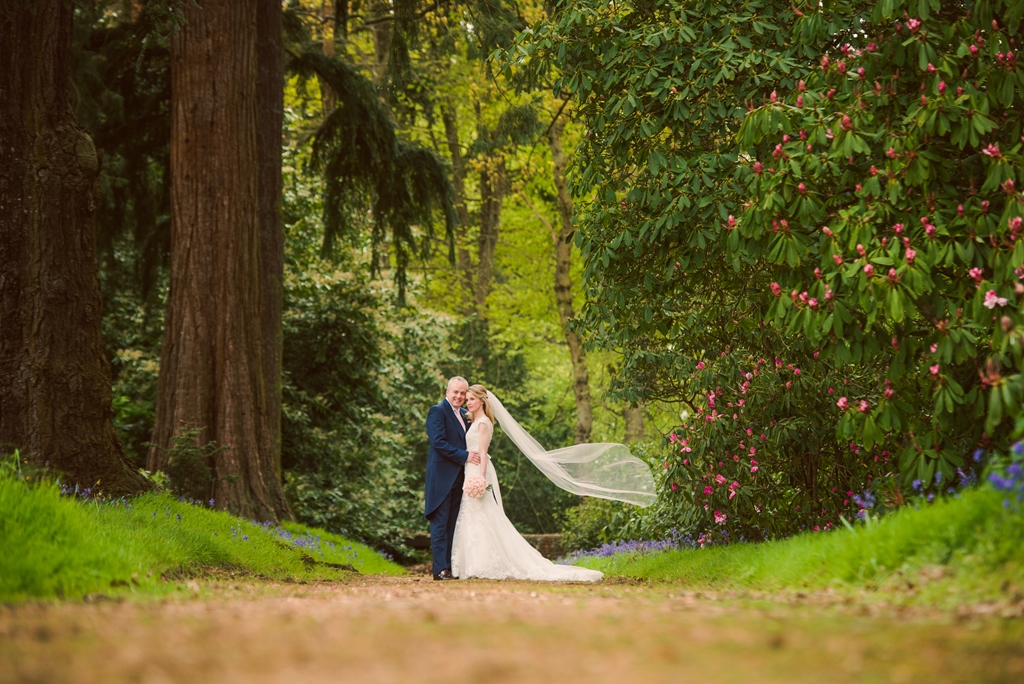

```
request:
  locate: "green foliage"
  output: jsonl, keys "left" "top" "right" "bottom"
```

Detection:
{"left": 560, "top": 497, "right": 630, "bottom": 552}
{"left": 286, "top": 41, "right": 457, "bottom": 302}
{"left": 504, "top": 0, "right": 852, "bottom": 537}
{"left": 577, "top": 486, "right": 1024, "bottom": 604}
{"left": 279, "top": 260, "right": 455, "bottom": 555}
{"left": 0, "top": 462, "right": 402, "bottom": 602}
{"left": 150, "top": 425, "right": 219, "bottom": 502}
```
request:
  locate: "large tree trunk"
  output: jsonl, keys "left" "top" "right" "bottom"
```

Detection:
{"left": 0, "top": 1, "right": 146, "bottom": 495}
{"left": 256, "top": 0, "right": 291, "bottom": 517}
{"left": 547, "top": 115, "right": 592, "bottom": 444}
{"left": 150, "top": 0, "right": 287, "bottom": 521}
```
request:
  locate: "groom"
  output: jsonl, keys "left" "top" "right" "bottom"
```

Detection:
{"left": 425, "top": 376, "right": 480, "bottom": 580}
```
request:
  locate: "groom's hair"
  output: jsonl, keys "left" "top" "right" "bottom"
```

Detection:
{"left": 447, "top": 376, "right": 468, "bottom": 390}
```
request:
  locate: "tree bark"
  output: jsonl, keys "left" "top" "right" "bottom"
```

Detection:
{"left": 440, "top": 104, "right": 475, "bottom": 309}
{"left": 0, "top": 0, "right": 147, "bottom": 495}
{"left": 475, "top": 159, "right": 504, "bottom": 312}
{"left": 547, "top": 115, "right": 592, "bottom": 444}
{"left": 624, "top": 405, "right": 646, "bottom": 443}
{"left": 256, "top": 0, "right": 291, "bottom": 517}
{"left": 151, "top": 0, "right": 286, "bottom": 521}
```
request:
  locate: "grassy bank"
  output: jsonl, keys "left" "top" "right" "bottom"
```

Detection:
{"left": 0, "top": 475, "right": 404, "bottom": 603}
{"left": 579, "top": 487, "right": 1024, "bottom": 603}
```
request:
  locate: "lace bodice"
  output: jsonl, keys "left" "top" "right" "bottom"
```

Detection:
{"left": 464, "top": 417, "right": 491, "bottom": 478}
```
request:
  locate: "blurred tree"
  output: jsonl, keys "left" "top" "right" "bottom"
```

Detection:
{"left": 0, "top": 0, "right": 147, "bottom": 495}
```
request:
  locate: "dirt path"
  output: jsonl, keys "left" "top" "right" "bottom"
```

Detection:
{"left": 2, "top": 576, "right": 1022, "bottom": 684}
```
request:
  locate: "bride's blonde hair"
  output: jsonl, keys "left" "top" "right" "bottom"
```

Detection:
{"left": 467, "top": 384, "right": 495, "bottom": 424}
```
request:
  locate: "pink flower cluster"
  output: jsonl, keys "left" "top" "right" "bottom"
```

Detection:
{"left": 463, "top": 475, "right": 489, "bottom": 499}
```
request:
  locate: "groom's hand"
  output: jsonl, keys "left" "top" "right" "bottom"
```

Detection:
{"left": 467, "top": 451, "right": 481, "bottom": 465}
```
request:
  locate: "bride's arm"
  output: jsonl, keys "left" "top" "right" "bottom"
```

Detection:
{"left": 475, "top": 422, "right": 492, "bottom": 478}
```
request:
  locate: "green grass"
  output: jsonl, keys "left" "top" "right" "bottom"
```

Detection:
{"left": 578, "top": 488, "right": 1024, "bottom": 603}
{"left": 0, "top": 476, "right": 404, "bottom": 602}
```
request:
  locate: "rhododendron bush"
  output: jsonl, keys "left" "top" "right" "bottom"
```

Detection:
{"left": 507, "top": 0, "right": 1023, "bottom": 540}
{"left": 738, "top": 1, "right": 1024, "bottom": 481}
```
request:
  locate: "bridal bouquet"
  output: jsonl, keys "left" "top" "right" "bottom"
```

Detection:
{"left": 463, "top": 474, "right": 490, "bottom": 499}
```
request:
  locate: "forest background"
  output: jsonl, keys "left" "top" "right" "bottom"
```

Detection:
{"left": 5, "top": 0, "right": 1024, "bottom": 566}
{"left": 58, "top": 0, "right": 666, "bottom": 561}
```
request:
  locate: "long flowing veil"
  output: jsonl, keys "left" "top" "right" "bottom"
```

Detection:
{"left": 486, "top": 391, "right": 657, "bottom": 507}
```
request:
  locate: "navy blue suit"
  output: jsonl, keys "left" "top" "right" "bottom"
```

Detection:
{"left": 425, "top": 398, "right": 469, "bottom": 576}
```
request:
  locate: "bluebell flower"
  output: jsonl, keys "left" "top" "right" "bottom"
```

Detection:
{"left": 209, "top": 499, "right": 215, "bottom": 506}
{"left": 1013, "top": 441, "right": 1024, "bottom": 457}
{"left": 934, "top": 472, "right": 943, "bottom": 485}
{"left": 911, "top": 479, "right": 923, "bottom": 491}
{"left": 973, "top": 449, "right": 985, "bottom": 463}
{"left": 989, "top": 472, "right": 1014, "bottom": 491}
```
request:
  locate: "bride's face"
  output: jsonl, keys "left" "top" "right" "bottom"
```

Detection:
{"left": 465, "top": 394, "right": 481, "bottom": 415}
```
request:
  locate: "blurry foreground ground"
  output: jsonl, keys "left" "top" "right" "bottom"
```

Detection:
{"left": 1, "top": 575, "right": 1022, "bottom": 684}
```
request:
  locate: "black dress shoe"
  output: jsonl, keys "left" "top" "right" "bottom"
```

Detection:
{"left": 433, "top": 569, "right": 456, "bottom": 581}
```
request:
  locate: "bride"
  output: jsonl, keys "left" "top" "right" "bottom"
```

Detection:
{"left": 451, "top": 384, "right": 656, "bottom": 582}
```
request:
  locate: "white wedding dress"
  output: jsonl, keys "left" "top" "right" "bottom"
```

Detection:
{"left": 451, "top": 416, "right": 603, "bottom": 582}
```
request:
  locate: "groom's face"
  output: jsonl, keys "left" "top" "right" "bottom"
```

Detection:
{"left": 447, "top": 382, "right": 468, "bottom": 409}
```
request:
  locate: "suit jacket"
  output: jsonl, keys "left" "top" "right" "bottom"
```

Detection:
{"left": 424, "top": 398, "right": 469, "bottom": 518}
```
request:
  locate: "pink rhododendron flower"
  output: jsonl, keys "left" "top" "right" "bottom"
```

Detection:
{"left": 930, "top": 364, "right": 940, "bottom": 375}
{"left": 981, "top": 144, "right": 1002, "bottom": 158}
{"left": 704, "top": 486, "right": 713, "bottom": 496}
{"left": 715, "top": 474, "right": 727, "bottom": 486}
{"left": 836, "top": 397, "right": 849, "bottom": 409}
{"left": 906, "top": 248, "right": 917, "bottom": 264}
{"left": 864, "top": 264, "right": 874, "bottom": 276}
{"left": 984, "top": 290, "right": 1008, "bottom": 309}
{"left": 714, "top": 510, "right": 727, "bottom": 524}
{"left": 969, "top": 267, "right": 984, "bottom": 282}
